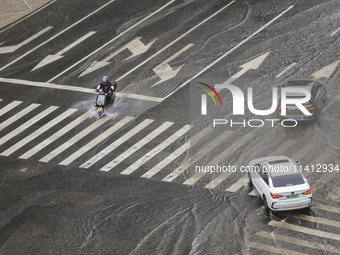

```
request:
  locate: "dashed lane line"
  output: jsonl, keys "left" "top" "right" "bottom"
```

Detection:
{"left": 0, "top": 77, "right": 163, "bottom": 102}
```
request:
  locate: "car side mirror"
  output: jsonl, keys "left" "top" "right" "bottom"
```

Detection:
{"left": 295, "top": 161, "right": 302, "bottom": 168}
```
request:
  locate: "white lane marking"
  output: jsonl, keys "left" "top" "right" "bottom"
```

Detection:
{"left": 268, "top": 220, "right": 340, "bottom": 242}
{"left": 39, "top": 116, "right": 110, "bottom": 162}
{"left": 121, "top": 125, "right": 190, "bottom": 175}
{"left": 100, "top": 121, "right": 173, "bottom": 172}
{"left": 0, "top": 101, "right": 23, "bottom": 117}
{"left": 32, "top": 31, "right": 96, "bottom": 71}
{"left": 0, "top": 0, "right": 118, "bottom": 71}
{"left": 0, "top": 26, "right": 53, "bottom": 54}
{"left": 59, "top": 116, "right": 134, "bottom": 166}
{"left": 204, "top": 172, "right": 232, "bottom": 189}
{"left": 19, "top": 112, "right": 90, "bottom": 159}
{"left": 0, "top": 103, "right": 40, "bottom": 131}
{"left": 141, "top": 141, "right": 190, "bottom": 178}
{"left": 225, "top": 176, "right": 245, "bottom": 192}
{"left": 314, "top": 203, "right": 340, "bottom": 215}
{"left": 116, "top": 1, "right": 236, "bottom": 82}
{"left": 183, "top": 133, "right": 254, "bottom": 186}
{"left": 269, "top": 139, "right": 296, "bottom": 155}
{"left": 162, "top": 127, "right": 213, "bottom": 182}
{"left": 0, "top": 77, "right": 163, "bottom": 102}
{"left": 311, "top": 60, "right": 339, "bottom": 79}
{"left": 276, "top": 62, "right": 297, "bottom": 78}
{"left": 79, "top": 37, "right": 156, "bottom": 77}
{"left": 256, "top": 231, "right": 340, "bottom": 255}
{"left": 331, "top": 27, "right": 340, "bottom": 36}
{"left": 151, "top": 43, "right": 194, "bottom": 87}
{"left": 0, "top": 106, "right": 58, "bottom": 146}
{"left": 0, "top": 0, "right": 57, "bottom": 34}
{"left": 48, "top": 0, "right": 176, "bottom": 83}
{"left": 164, "top": 5, "right": 294, "bottom": 100}
{"left": 295, "top": 214, "right": 340, "bottom": 228}
{"left": 247, "top": 241, "right": 307, "bottom": 255}
{"left": 1, "top": 108, "right": 77, "bottom": 156}
{"left": 79, "top": 119, "right": 154, "bottom": 169}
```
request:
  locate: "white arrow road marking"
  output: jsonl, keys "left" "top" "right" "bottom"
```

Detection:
{"left": 276, "top": 62, "right": 297, "bottom": 78}
{"left": 79, "top": 37, "right": 155, "bottom": 77}
{"left": 47, "top": 0, "right": 176, "bottom": 82}
{"left": 115, "top": 1, "right": 236, "bottom": 83}
{"left": 0, "top": 26, "right": 53, "bottom": 54}
{"left": 164, "top": 5, "right": 294, "bottom": 100}
{"left": 151, "top": 43, "right": 194, "bottom": 87}
{"left": 0, "top": 0, "right": 118, "bottom": 71}
{"left": 32, "top": 31, "right": 96, "bottom": 71}
{"left": 331, "top": 27, "right": 340, "bottom": 36}
{"left": 215, "top": 52, "right": 270, "bottom": 92}
{"left": 311, "top": 60, "right": 339, "bottom": 79}
{"left": 1, "top": 108, "right": 78, "bottom": 156}
{"left": 0, "top": 77, "right": 163, "bottom": 102}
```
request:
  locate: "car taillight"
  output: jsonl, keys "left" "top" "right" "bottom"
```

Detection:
{"left": 305, "top": 106, "right": 315, "bottom": 111}
{"left": 302, "top": 189, "right": 311, "bottom": 195}
{"left": 270, "top": 193, "right": 282, "bottom": 198}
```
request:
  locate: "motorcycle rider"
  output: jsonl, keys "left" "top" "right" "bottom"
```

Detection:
{"left": 96, "top": 76, "right": 118, "bottom": 106}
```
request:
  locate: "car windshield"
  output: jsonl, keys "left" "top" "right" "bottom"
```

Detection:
{"left": 271, "top": 173, "right": 305, "bottom": 187}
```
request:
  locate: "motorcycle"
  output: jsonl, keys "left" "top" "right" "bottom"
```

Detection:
{"left": 95, "top": 90, "right": 116, "bottom": 117}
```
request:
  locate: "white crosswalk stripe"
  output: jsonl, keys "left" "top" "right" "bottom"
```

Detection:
{"left": 225, "top": 176, "right": 245, "bottom": 192}
{"left": 121, "top": 125, "right": 190, "bottom": 175}
{"left": 19, "top": 112, "right": 90, "bottom": 159}
{"left": 163, "top": 130, "right": 233, "bottom": 183}
{"left": 142, "top": 141, "right": 190, "bottom": 178}
{"left": 183, "top": 133, "right": 255, "bottom": 186}
{"left": 80, "top": 119, "right": 154, "bottom": 169}
{"left": 39, "top": 116, "right": 110, "bottom": 163}
{"left": 0, "top": 106, "right": 58, "bottom": 146}
{"left": 0, "top": 101, "right": 23, "bottom": 117}
{"left": 256, "top": 231, "right": 340, "bottom": 254}
{"left": 294, "top": 214, "right": 340, "bottom": 228}
{"left": 268, "top": 220, "right": 340, "bottom": 242}
{"left": 247, "top": 241, "right": 307, "bottom": 255}
{"left": 314, "top": 202, "right": 340, "bottom": 215}
{"left": 99, "top": 121, "right": 173, "bottom": 172}
{"left": 1, "top": 108, "right": 77, "bottom": 156}
{"left": 0, "top": 103, "right": 40, "bottom": 131}
{"left": 59, "top": 116, "right": 135, "bottom": 166}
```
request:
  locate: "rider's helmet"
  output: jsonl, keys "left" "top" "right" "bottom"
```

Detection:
{"left": 102, "top": 76, "right": 108, "bottom": 82}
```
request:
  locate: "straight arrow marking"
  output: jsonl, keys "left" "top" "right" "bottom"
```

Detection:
{"left": 78, "top": 37, "right": 155, "bottom": 77}
{"left": 151, "top": 43, "right": 194, "bottom": 87}
{"left": 32, "top": 31, "right": 96, "bottom": 71}
{"left": 311, "top": 60, "right": 339, "bottom": 79}
{"left": 0, "top": 26, "right": 53, "bottom": 54}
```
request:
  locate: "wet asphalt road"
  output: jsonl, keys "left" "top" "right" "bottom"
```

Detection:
{"left": 0, "top": 0, "right": 340, "bottom": 254}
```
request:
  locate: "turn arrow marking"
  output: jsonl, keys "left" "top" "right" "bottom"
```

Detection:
{"left": 311, "top": 60, "right": 339, "bottom": 79}
{"left": 79, "top": 37, "right": 155, "bottom": 77}
{"left": 32, "top": 31, "right": 96, "bottom": 71}
{"left": 0, "top": 26, "right": 53, "bottom": 54}
{"left": 216, "top": 52, "right": 270, "bottom": 92}
{"left": 151, "top": 43, "right": 194, "bottom": 87}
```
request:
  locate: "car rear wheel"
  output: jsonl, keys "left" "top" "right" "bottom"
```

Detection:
{"left": 263, "top": 195, "right": 270, "bottom": 211}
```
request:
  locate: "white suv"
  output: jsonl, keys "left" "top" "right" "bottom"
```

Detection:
{"left": 248, "top": 156, "right": 313, "bottom": 211}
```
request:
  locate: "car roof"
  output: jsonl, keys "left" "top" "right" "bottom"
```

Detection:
{"left": 250, "top": 156, "right": 301, "bottom": 176}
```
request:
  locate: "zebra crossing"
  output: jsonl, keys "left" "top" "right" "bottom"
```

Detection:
{"left": 0, "top": 99, "right": 338, "bottom": 194}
